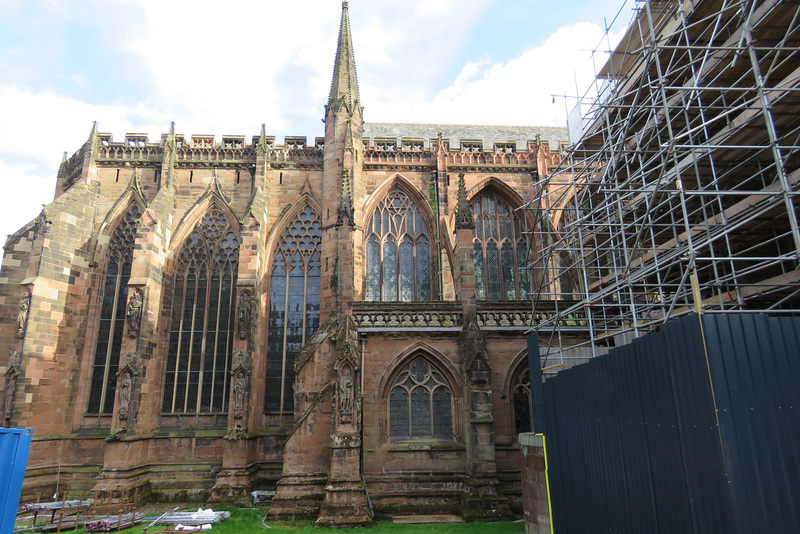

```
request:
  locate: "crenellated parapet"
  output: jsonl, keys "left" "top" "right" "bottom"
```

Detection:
{"left": 88, "top": 131, "right": 329, "bottom": 171}
{"left": 361, "top": 132, "right": 564, "bottom": 173}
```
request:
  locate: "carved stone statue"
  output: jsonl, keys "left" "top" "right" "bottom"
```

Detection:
{"left": 118, "top": 371, "right": 132, "bottom": 420}
{"left": 224, "top": 425, "right": 245, "bottom": 441}
{"left": 233, "top": 372, "right": 246, "bottom": 418}
{"left": 237, "top": 291, "right": 252, "bottom": 340}
{"left": 338, "top": 364, "right": 355, "bottom": 422}
{"left": 126, "top": 288, "right": 143, "bottom": 338}
{"left": 4, "top": 372, "right": 17, "bottom": 422}
{"left": 16, "top": 290, "right": 31, "bottom": 339}
{"left": 3, "top": 353, "right": 21, "bottom": 423}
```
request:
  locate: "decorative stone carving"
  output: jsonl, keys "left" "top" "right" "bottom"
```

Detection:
{"left": 337, "top": 363, "right": 355, "bottom": 424}
{"left": 237, "top": 290, "right": 253, "bottom": 340}
{"left": 461, "top": 311, "right": 492, "bottom": 384}
{"left": 16, "top": 289, "right": 32, "bottom": 339}
{"left": 126, "top": 288, "right": 144, "bottom": 338}
{"left": 114, "top": 353, "right": 140, "bottom": 422}
{"left": 337, "top": 168, "right": 355, "bottom": 227}
{"left": 229, "top": 351, "right": 251, "bottom": 420}
{"left": 224, "top": 425, "right": 246, "bottom": 441}
{"left": 4, "top": 352, "right": 22, "bottom": 423}
{"left": 233, "top": 373, "right": 247, "bottom": 418}
{"left": 353, "top": 310, "right": 461, "bottom": 329}
{"left": 333, "top": 315, "right": 360, "bottom": 428}
{"left": 455, "top": 171, "right": 474, "bottom": 230}
{"left": 230, "top": 350, "right": 251, "bottom": 376}
{"left": 117, "top": 371, "right": 132, "bottom": 420}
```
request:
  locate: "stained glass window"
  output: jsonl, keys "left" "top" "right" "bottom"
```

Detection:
{"left": 389, "top": 358, "right": 452, "bottom": 440}
{"left": 88, "top": 205, "right": 141, "bottom": 414}
{"left": 163, "top": 207, "right": 239, "bottom": 414}
{"left": 471, "top": 192, "right": 530, "bottom": 300}
{"left": 364, "top": 185, "right": 432, "bottom": 301}
{"left": 513, "top": 368, "right": 532, "bottom": 434}
{"left": 265, "top": 206, "right": 322, "bottom": 413}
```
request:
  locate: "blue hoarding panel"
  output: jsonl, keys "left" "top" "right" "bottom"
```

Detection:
{"left": 0, "top": 428, "right": 33, "bottom": 534}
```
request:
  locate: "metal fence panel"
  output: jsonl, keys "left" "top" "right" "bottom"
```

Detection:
{"left": 530, "top": 313, "right": 800, "bottom": 533}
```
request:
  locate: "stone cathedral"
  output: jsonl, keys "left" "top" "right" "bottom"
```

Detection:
{"left": 0, "top": 3, "right": 567, "bottom": 524}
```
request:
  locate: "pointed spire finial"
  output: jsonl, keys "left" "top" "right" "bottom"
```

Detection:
{"left": 328, "top": 0, "right": 360, "bottom": 114}
{"left": 87, "top": 121, "right": 99, "bottom": 152}
{"left": 164, "top": 121, "right": 176, "bottom": 152}
{"left": 57, "top": 151, "right": 68, "bottom": 180}
{"left": 337, "top": 168, "right": 355, "bottom": 227}
{"left": 257, "top": 123, "right": 270, "bottom": 153}
{"left": 455, "top": 171, "right": 474, "bottom": 230}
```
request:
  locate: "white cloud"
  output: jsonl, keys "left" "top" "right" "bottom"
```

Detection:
{"left": 0, "top": 161, "right": 53, "bottom": 241}
{"left": 366, "top": 21, "right": 617, "bottom": 127}
{"left": 0, "top": 0, "right": 628, "bottom": 252}
{"left": 0, "top": 87, "right": 170, "bottom": 239}
{"left": 0, "top": 87, "right": 169, "bottom": 162}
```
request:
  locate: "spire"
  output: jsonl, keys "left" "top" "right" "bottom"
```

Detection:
{"left": 328, "top": 1, "right": 360, "bottom": 114}
{"left": 256, "top": 123, "right": 270, "bottom": 153}
{"left": 163, "top": 121, "right": 177, "bottom": 189}
{"left": 337, "top": 168, "right": 354, "bottom": 227}
{"left": 85, "top": 121, "right": 99, "bottom": 161}
{"left": 165, "top": 121, "right": 176, "bottom": 151}
{"left": 455, "top": 172, "right": 474, "bottom": 230}
{"left": 87, "top": 121, "right": 98, "bottom": 146}
{"left": 57, "top": 151, "right": 68, "bottom": 180}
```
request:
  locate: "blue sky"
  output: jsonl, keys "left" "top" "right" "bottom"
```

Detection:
{"left": 0, "top": 0, "right": 633, "bottom": 244}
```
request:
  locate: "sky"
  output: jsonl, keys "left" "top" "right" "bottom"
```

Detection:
{"left": 0, "top": 0, "right": 634, "bottom": 244}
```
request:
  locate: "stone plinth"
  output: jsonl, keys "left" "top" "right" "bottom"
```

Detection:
{"left": 519, "top": 433, "right": 551, "bottom": 534}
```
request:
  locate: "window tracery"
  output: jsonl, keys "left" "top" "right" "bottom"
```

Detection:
{"left": 365, "top": 185, "right": 431, "bottom": 302}
{"left": 265, "top": 205, "right": 322, "bottom": 413}
{"left": 163, "top": 207, "right": 239, "bottom": 414}
{"left": 389, "top": 358, "right": 453, "bottom": 440}
{"left": 512, "top": 367, "right": 532, "bottom": 434}
{"left": 88, "top": 204, "right": 141, "bottom": 414}
{"left": 471, "top": 191, "right": 530, "bottom": 300}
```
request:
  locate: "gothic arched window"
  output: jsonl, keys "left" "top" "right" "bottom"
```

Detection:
{"left": 88, "top": 205, "right": 141, "bottom": 414}
{"left": 471, "top": 191, "right": 530, "bottom": 300}
{"left": 365, "top": 185, "right": 431, "bottom": 302}
{"left": 265, "top": 206, "right": 322, "bottom": 413}
{"left": 513, "top": 367, "right": 532, "bottom": 434}
{"left": 163, "top": 207, "right": 239, "bottom": 414}
{"left": 389, "top": 358, "right": 453, "bottom": 440}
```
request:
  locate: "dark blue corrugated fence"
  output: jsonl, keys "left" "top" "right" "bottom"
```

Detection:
{"left": 531, "top": 313, "right": 800, "bottom": 533}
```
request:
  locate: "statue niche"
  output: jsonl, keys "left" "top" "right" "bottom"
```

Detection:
{"left": 126, "top": 288, "right": 144, "bottom": 338}
{"left": 226, "top": 351, "right": 252, "bottom": 440}
{"left": 237, "top": 290, "right": 253, "bottom": 341}
{"left": 16, "top": 289, "right": 32, "bottom": 339}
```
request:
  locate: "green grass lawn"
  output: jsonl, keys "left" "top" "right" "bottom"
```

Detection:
{"left": 64, "top": 507, "right": 524, "bottom": 533}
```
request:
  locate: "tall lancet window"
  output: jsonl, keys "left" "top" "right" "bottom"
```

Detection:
{"left": 471, "top": 192, "right": 530, "bottom": 300}
{"left": 265, "top": 206, "right": 322, "bottom": 413}
{"left": 163, "top": 207, "right": 239, "bottom": 414}
{"left": 364, "top": 185, "right": 431, "bottom": 302}
{"left": 88, "top": 205, "right": 141, "bottom": 414}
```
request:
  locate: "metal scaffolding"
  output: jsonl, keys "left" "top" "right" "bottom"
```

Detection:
{"left": 528, "top": 0, "right": 800, "bottom": 363}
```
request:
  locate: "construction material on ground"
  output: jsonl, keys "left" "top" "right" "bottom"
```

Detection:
{"left": 84, "top": 513, "right": 145, "bottom": 532}
{"left": 142, "top": 509, "right": 229, "bottom": 532}
{"left": 158, "top": 510, "right": 230, "bottom": 525}
{"left": 17, "top": 497, "right": 92, "bottom": 532}
{"left": 251, "top": 489, "right": 276, "bottom": 506}
{"left": 22, "top": 500, "right": 91, "bottom": 512}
